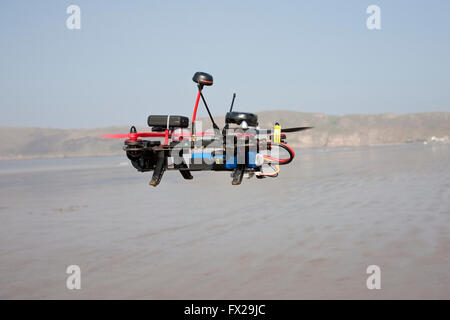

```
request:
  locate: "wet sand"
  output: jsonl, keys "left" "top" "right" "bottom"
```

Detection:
{"left": 0, "top": 144, "right": 449, "bottom": 299}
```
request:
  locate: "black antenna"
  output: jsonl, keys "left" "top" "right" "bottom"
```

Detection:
{"left": 229, "top": 93, "right": 236, "bottom": 112}
{"left": 199, "top": 90, "right": 219, "bottom": 130}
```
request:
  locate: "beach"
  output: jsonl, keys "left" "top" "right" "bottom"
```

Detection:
{"left": 0, "top": 144, "right": 449, "bottom": 299}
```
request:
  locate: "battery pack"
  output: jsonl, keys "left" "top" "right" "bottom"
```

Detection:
{"left": 147, "top": 115, "right": 189, "bottom": 128}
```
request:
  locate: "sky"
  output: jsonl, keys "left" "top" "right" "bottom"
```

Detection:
{"left": 0, "top": 0, "right": 449, "bottom": 128}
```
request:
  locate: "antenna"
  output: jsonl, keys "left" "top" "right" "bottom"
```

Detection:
{"left": 199, "top": 90, "right": 219, "bottom": 130}
{"left": 191, "top": 72, "right": 218, "bottom": 134}
{"left": 229, "top": 93, "right": 236, "bottom": 112}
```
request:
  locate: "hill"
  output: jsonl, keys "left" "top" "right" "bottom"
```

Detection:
{"left": 0, "top": 111, "right": 448, "bottom": 160}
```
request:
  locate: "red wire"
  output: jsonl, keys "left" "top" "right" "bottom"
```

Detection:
{"left": 263, "top": 143, "right": 295, "bottom": 163}
{"left": 281, "top": 142, "right": 295, "bottom": 159}
{"left": 192, "top": 90, "right": 201, "bottom": 123}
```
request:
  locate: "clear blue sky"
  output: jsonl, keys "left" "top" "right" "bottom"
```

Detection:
{"left": 1, "top": 0, "right": 449, "bottom": 128}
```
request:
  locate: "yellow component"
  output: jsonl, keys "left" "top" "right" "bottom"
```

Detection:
{"left": 273, "top": 123, "right": 281, "bottom": 143}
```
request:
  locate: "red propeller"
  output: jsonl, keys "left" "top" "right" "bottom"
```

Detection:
{"left": 99, "top": 126, "right": 170, "bottom": 141}
{"left": 99, "top": 132, "right": 169, "bottom": 140}
{"left": 99, "top": 127, "right": 216, "bottom": 141}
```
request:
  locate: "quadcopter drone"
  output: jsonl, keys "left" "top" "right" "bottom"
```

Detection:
{"left": 101, "top": 72, "right": 312, "bottom": 186}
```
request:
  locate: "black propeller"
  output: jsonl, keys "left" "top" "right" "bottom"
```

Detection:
{"left": 281, "top": 126, "right": 313, "bottom": 133}
{"left": 258, "top": 126, "right": 313, "bottom": 135}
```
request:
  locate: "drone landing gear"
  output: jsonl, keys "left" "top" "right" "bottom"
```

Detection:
{"left": 179, "top": 169, "right": 193, "bottom": 180}
{"left": 231, "top": 165, "right": 245, "bottom": 185}
{"left": 149, "top": 151, "right": 166, "bottom": 187}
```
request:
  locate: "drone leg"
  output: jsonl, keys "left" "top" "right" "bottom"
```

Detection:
{"left": 231, "top": 165, "right": 245, "bottom": 185}
{"left": 149, "top": 151, "right": 166, "bottom": 187}
{"left": 179, "top": 169, "right": 193, "bottom": 180}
